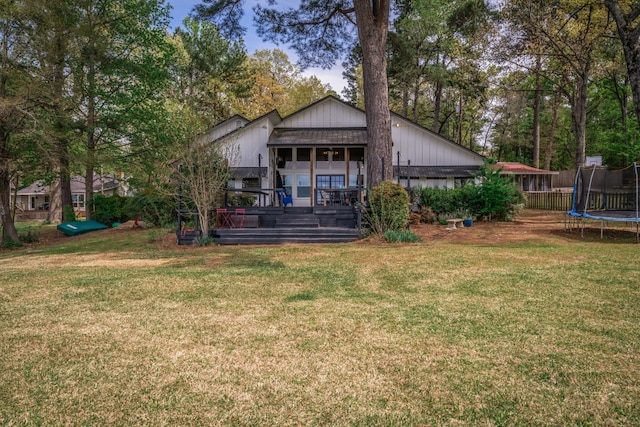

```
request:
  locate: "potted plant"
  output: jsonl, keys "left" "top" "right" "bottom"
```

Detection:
{"left": 461, "top": 209, "right": 473, "bottom": 227}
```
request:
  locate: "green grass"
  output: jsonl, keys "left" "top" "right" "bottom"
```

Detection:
{"left": 1, "top": 228, "right": 639, "bottom": 425}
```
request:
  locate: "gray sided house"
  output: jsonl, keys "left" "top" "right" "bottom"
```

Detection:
{"left": 12, "top": 175, "right": 124, "bottom": 220}
{"left": 205, "top": 95, "right": 485, "bottom": 207}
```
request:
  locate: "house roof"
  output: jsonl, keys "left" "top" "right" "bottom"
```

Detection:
{"left": 495, "top": 162, "right": 559, "bottom": 175}
{"left": 17, "top": 175, "right": 120, "bottom": 195}
{"left": 268, "top": 128, "right": 368, "bottom": 147}
{"left": 230, "top": 167, "right": 268, "bottom": 179}
{"left": 16, "top": 181, "right": 48, "bottom": 195}
{"left": 398, "top": 165, "right": 481, "bottom": 178}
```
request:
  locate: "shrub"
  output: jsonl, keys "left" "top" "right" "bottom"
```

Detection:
{"left": 476, "top": 162, "right": 524, "bottom": 221}
{"left": 196, "top": 235, "right": 215, "bottom": 247}
{"left": 18, "top": 228, "right": 39, "bottom": 243}
{"left": 1, "top": 237, "right": 21, "bottom": 249}
{"left": 227, "top": 192, "right": 256, "bottom": 207}
{"left": 91, "top": 195, "right": 130, "bottom": 226}
{"left": 63, "top": 204, "right": 76, "bottom": 222}
{"left": 417, "top": 160, "right": 525, "bottom": 222}
{"left": 363, "top": 181, "right": 410, "bottom": 237}
{"left": 384, "top": 230, "right": 420, "bottom": 243}
{"left": 128, "top": 194, "right": 176, "bottom": 228}
{"left": 418, "top": 206, "right": 436, "bottom": 223}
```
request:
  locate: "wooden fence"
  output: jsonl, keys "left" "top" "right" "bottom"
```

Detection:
{"left": 525, "top": 190, "right": 638, "bottom": 211}
{"left": 524, "top": 191, "right": 573, "bottom": 211}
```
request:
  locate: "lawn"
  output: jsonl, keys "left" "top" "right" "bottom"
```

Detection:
{"left": 1, "top": 215, "right": 639, "bottom": 425}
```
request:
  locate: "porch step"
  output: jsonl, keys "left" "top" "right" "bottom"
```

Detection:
{"left": 275, "top": 214, "right": 319, "bottom": 228}
{"left": 214, "top": 227, "right": 361, "bottom": 245}
{"left": 176, "top": 230, "right": 201, "bottom": 245}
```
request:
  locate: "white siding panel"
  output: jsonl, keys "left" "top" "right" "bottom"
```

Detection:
{"left": 392, "top": 124, "right": 483, "bottom": 167}
{"left": 281, "top": 98, "right": 366, "bottom": 128}
{"left": 222, "top": 119, "right": 270, "bottom": 168}
{"left": 197, "top": 118, "right": 248, "bottom": 144}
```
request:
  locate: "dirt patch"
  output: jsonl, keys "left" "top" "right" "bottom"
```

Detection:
{"left": 410, "top": 210, "right": 639, "bottom": 245}
{"left": 409, "top": 210, "right": 569, "bottom": 245}
{"left": 12, "top": 210, "right": 640, "bottom": 252}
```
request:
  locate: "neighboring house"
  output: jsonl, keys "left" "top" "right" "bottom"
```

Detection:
{"left": 495, "top": 162, "right": 559, "bottom": 192}
{"left": 12, "top": 174, "right": 124, "bottom": 214}
{"left": 204, "top": 95, "right": 485, "bottom": 207}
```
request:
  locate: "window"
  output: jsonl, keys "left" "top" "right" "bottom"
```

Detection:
{"left": 315, "top": 175, "right": 345, "bottom": 204}
{"left": 316, "top": 147, "right": 330, "bottom": 162}
{"left": 242, "top": 177, "right": 260, "bottom": 189}
{"left": 297, "top": 148, "right": 311, "bottom": 161}
{"left": 296, "top": 175, "right": 310, "bottom": 197}
{"left": 281, "top": 174, "right": 293, "bottom": 197}
{"left": 277, "top": 148, "right": 292, "bottom": 168}
{"left": 72, "top": 194, "right": 85, "bottom": 209}
{"left": 348, "top": 147, "right": 365, "bottom": 164}
{"left": 332, "top": 148, "right": 345, "bottom": 162}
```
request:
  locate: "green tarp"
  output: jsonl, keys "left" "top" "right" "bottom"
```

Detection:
{"left": 57, "top": 220, "right": 109, "bottom": 236}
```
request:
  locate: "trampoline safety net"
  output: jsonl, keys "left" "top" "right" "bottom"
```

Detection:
{"left": 567, "top": 162, "right": 640, "bottom": 242}
{"left": 570, "top": 163, "right": 639, "bottom": 219}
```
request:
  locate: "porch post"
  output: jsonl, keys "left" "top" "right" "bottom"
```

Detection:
{"left": 310, "top": 147, "right": 315, "bottom": 207}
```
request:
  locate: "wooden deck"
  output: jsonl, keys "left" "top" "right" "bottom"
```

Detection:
{"left": 177, "top": 206, "right": 361, "bottom": 245}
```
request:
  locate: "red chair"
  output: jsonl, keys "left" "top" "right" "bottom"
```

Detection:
{"left": 233, "top": 208, "right": 245, "bottom": 228}
{"left": 216, "top": 208, "right": 233, "bottom": 228}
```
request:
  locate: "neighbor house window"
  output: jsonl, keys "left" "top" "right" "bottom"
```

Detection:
{"left": 72, "top": 194, "right": 85, "bottom": 209}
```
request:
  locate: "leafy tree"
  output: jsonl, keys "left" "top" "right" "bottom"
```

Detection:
{"left": 503, "top": 0, "right": 612, "bottom": 169}
{"left": 69, "top": 0, "right": 175, "bottom": 220}
{"left": 389, "top": 0, "right": 493, "bottom": 138}
{"left": 195, "top": 0, "right": 394, "bottom": 188}
{"left": 341, "top": 44, "right": 365, "bottom": 109}
{"left": 176, "top": 140, "right": 239, "bottom": 234}
{"left": 27, "top": 0, "right": 79, "bottom": 223}
{"left": 0, "top": 0, "right": 29, "bottom": 244}
{"left": 606, "top": 1, "right": 640, "bottom": 129}
{"left": 170, "top": 17, "right": 250, "bottom": 127}
{"left": 237, "top": 49, "right": 333, "bottom": 118}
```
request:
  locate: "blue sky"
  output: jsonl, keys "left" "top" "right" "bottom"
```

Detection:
{"left": 166, "top": 0, "right": 346, "bottom": 93}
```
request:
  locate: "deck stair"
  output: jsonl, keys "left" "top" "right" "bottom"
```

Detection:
{"left": 178, "top": 205, "right": 361, "bottom": 245}
{"left": 214, "top": 227, "right": 360, "bottom": 245}
{"left": 275, "top": 214, "right": 319, "bottom": 228}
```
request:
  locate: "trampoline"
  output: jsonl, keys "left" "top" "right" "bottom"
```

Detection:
{"left": 565, "top": 162, "right": 640, "bottom": 241}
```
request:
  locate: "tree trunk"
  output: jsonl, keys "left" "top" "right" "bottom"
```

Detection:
{"left": 354, "top": 0, "right": 392, "bottom": 188}
{"left": 0, "top": 133, "right": 19, "bottom": 244}
{"left": 50, "top": 27, "right": 74, "bottom": 223}
{"left": 532, "top": 55, "right": 542, "bottom": 168}
{"left": 85, "top": 47, "right": 97, "bottom": 221}
{"left": 544, "top": 93, "right": 560, "bottom": 170}
{"left": 47, "top": 177, "right": 62, "bottom": 223}
{"left": 433, "top": 80, "right": 442, "bottom": 133}
{"left": 412, "top": 78, "right": 420, "bottom": 122}
{"left": 606, "top": 1, "right": 640, "bottom": 129}
{"left": 57, "top": 122, "right": 73, "bottom": 217}
{"left": 570, "top": 70, "right": 589, "bottom": 170}
{"left": 401, "top": 87, "right": 408, "bottom": 117}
